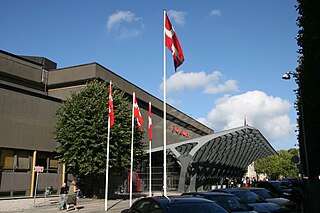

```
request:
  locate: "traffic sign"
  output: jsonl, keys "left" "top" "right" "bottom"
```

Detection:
{"left": 34, "top": 166, "right": 44, "bottom": 173}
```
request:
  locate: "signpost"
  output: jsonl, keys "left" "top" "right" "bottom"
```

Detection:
{"left": 33, "top": 166, "right": 44, "bottom": 206}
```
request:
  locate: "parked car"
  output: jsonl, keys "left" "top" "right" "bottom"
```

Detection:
{"left": 251, "top": 181, "right": 301, "bottom": 202}
{"left": 121, "top": 196, "right": 229, "bottom": 213}
{"left": 241, "top": 187, "right": 300, "bottom": 212}
{"left": 211, "top": 188, "right": 287, "bottom": 213}
{"left": 182, "top": 191, "right": 257, "bottom": 212}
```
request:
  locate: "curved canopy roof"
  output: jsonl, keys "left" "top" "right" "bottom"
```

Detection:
{"left": 151, "top": 125, "right": 277, "bottom": 192}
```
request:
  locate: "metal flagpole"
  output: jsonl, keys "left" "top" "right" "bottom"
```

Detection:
{"left": 104, "top": 109, "right": 111, "bottom": 211}
{"left": 163, "top": 9, "right": 167, "bottom": 197}
{"left": 130, "top": 92, "right": 135, "bottom": 206}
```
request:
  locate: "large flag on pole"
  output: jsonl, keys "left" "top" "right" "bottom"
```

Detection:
{"left": 133, "top": 95, "right": 144, "bottom": 131}
{"left": 163, "top": 9, "right": 185, "bottom": 197}
{"left": 148, "top": 102, "right": 152, "bottom": 197}
{"left": 108, "top": 81, "right": 114, "bottom": 127}
{"left": 148, "top": 102, "right": 152, "bottom": 141}
{"left": 105, "top": 80, "right": 114, "bottom": 211}
{"left": 165, "top": 13, "right": 184, "bottom": 71}
{"left": 130, "top": 92, "right": 144, "bottom": 207}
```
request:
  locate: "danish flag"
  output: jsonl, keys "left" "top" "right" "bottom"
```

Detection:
{"left": 165, "top": 14, "right": 184, "bottom": 70}
{"left": 108, "top": 82, "right": 114, "bottom": 127}
{"left": 148, "top": 102, "right": 152, "bottom": 141}
{"left": 133, "top": 95, "right": 144, "bottom": 131}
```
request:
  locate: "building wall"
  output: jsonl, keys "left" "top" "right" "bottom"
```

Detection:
{"left": 0, "top": 88, "right": 60, "bottom": 151}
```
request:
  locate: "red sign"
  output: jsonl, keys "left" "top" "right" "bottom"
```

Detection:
{"left": 34, "top": 166, "right": 44, "bottom": 173}
{"left": 170, "top": 125, "right": 189, "bottom": 138}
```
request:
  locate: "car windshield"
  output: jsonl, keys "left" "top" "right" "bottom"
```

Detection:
{"left": 251, "top": 189, "right": 274, "bottom": 199}
{"left": 231, "top": 190, "right": 265, "bottom": 204}
{"left": 167, "top": 202, "right": 228, "bottom": 213}
{"left": 207, "top": 195, "right": 252, "bottom": 211}
{"left": 269, "top": 181, "right": 291, "bottom": 189}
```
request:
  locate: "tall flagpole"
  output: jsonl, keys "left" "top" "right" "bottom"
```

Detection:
{"left": 105, "top": 115, "right": 111, "bottom": 211}
{"left": 163, "top": 9, "right": 167, "bottom": 197}
{"left": 129, "top": 92, "right": 135, "bottom": 206}
{"left": 105, "top": 81, "right": 112, "bottom": 211}
{"left": 149, "top": 102, "right": 152, "bottom": 197}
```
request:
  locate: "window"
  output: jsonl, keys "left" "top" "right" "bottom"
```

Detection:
{"left": 36, "top": 152, "right": 59, "bottom": 173}
{"left": 49, "top": 159, "right": 58, "bottom": 169}
{"left": 0, "top": 149, "right": 31, "bottom": 172}
{"left": 16, "top": 150, "right": 30, "bottom": 170}
{"left": 0, "top": 149, "right": 14, "bottom": 171}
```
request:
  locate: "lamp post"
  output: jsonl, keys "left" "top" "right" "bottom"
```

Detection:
{"left": 282, "top": 71, "right": 310, "bottom": 178}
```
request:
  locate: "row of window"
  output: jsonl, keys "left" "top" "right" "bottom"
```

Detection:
{"left": 0, "top": 148, "right": 59, "bottom": 173}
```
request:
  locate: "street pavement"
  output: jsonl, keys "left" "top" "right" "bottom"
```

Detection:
{"left": 0, "top": 197, "right": 139, "bottom": 213}
{"left": 0, "top": 191, "right": 181, "bottom": 212}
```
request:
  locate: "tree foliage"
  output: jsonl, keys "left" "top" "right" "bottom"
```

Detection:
{"left": 54, "top": 80, "right": 145, "bottom": 176}
{"left": 255, "top": 149, "right": 299, "bottom": 179}
{"left": 296, "top": 0, "right": 320, "bottom": 180}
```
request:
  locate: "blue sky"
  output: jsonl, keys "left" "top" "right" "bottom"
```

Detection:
{"left": 0, "top": 1, "right": 299, "bottom": 150}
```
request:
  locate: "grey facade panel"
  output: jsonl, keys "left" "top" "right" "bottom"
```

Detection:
{"left": 0, "top": 88, "right": 59, "bottom": 152}
{"left": 0, "top": 51, "right": 43, "bottom": 84}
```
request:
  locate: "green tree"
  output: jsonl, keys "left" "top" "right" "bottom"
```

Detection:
{"left": 54, "top": 80, "right": 145, "bottom": 177}
{"left": 255, "top": 149, "right": 299, "bottom": 179}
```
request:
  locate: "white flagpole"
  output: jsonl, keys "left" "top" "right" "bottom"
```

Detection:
{"left": 105, "top": 115, "right": 111, "bottom": 211}
{"left": 149, "top": 102, "right": 152, "bottom": 197}
{"left": 130, "top": 92, "right": 135, "bottom": 206}
{"left": 163, "top": 9, "right": 167, "bottom": 197}
{"left": 105, "top": 81, "right": 112, "bottom": 212}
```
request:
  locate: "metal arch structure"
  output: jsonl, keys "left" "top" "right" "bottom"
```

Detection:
{"left": 151, "top": 125, "right": 277, "bottom": 192}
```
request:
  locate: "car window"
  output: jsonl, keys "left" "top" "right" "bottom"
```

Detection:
{"left": 149, "top": 202, "right": 163, "bottom": 213}
{"left": 208, "top": 195, "right": 252, "bottom": 211}
{"left": 232, "top": 191, "right": 263, "bottom": 203}
{"left": 132, "top": 200, "right": 152, "bottom": 213}
{"left": 252, "top": 189, "right": 273, "bottom": 198}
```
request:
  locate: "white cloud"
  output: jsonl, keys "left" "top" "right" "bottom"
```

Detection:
{"left": 167, "top": 97, "right": 182, "bottom": 106}
{"left": 167, "top": 10, "right": 187, "bottom": 26}
{"left": 210, "top": 9, "right": 222, "bottom": 16}
{"left": 203, "top": 90, "right": 295, "bottom": 142}
{"left": 106, "top": 10, "right": 143, "bottom": 38}
{"left": 159, "top": 70, "right": 238, "bottom": 94}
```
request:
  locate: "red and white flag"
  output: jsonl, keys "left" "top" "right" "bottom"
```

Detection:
{"left": 133, "top": 95, "right": 144, "bottom": 131}
{"left": 165, "top": 13, "right": 184, "bottom": 71}
{"left": 148, "top": 102, "right": 152, "bottom": 141}
{"left": 108, "top": 82, "right": 114, "bottom": 127}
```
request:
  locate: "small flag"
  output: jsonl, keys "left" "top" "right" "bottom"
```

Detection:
{"left": 133, "top": 95, "right": 144, "bottom": 131}
{"left": 108, "top": 82, "right": 114, "bottom": 127}
{"left": 165, "top": 13, "right": 184, "bottom": 71}
{"left": 148, "top": 102, "right": 152, "bottom": 141}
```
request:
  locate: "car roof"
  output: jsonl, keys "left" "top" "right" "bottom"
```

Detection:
{"left": 183, "top": 191, "right": 235, "bottom": 197}
{"left": 239, "top": 187, "right": 266, "bottom": 190}
{"left": 146, "top": 196, "right": 216, "bottom": 204}
{"left": 212, "top": 188, "right": 247, "bottom": 192}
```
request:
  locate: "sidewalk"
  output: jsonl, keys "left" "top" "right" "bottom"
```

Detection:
{"left": 0, "top": 191, "right": 180, "bottom": 212}
{"left": 0, "top": 197, "right": 138, "bottom": 212}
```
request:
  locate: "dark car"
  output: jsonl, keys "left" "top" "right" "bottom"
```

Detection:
{"left": 211, "top": 188, "right": 287, "bottom": 213}
{"left": 251, "top": 181, "right": 301, "bottom": 202}
{"left": 121, "top": 196, "right": 229, "bottom": 213}
{"left": 242, "top": 187, "right": 300, "bottom": 212}
{"left": 182, "top": 191, "right": 257, "bottom": 212}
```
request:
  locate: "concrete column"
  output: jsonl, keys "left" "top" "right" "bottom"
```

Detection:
{"left": 29, "top": 151, "right": 37, "bottom": 197}
{"left": 177, "top": 154, "right": 193, "bottom": 193}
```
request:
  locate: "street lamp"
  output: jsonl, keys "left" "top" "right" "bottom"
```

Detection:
{"left": 282, "top": 71, "right": 309, "bottom": 178}
{"left": 282, "top": 72, "right": 292, "bottom": 80}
